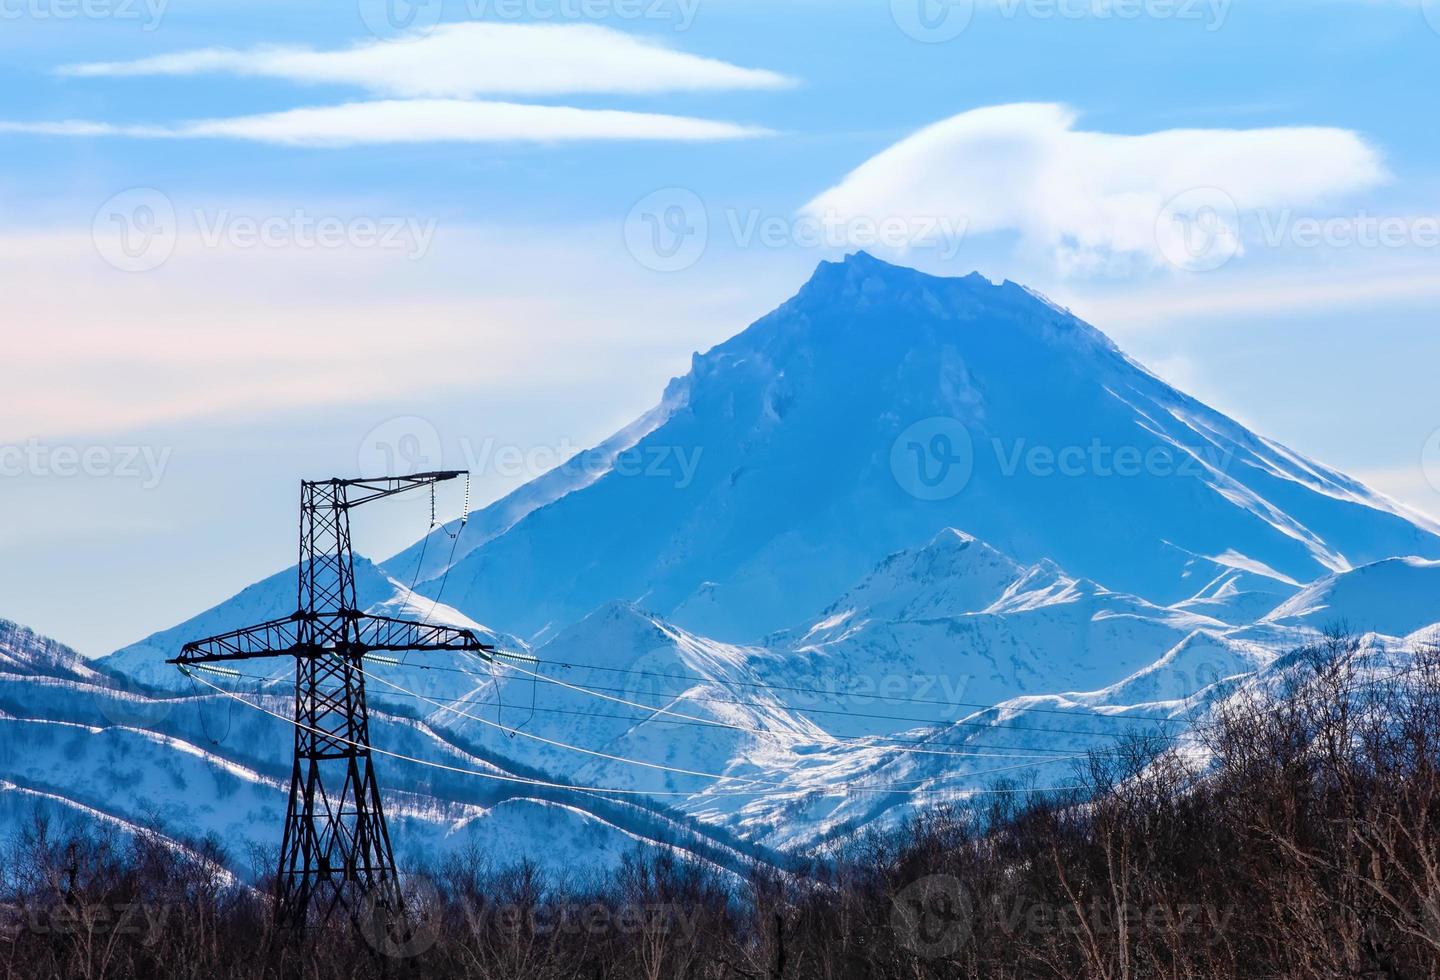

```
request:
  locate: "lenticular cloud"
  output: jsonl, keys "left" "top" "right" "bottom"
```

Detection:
{"left": 802, "top": 102, "right": 1385, "bottom": 274}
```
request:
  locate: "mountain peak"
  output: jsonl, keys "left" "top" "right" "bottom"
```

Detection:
{"left": 797, "top": 250, "right": 987, "bottom": 305}
{"left": 813, "top": 528, "right": 1026, "bottom": 624}
{"left": 0, "top": 619, "right": 98, "bottom": 682}
{"left": 774, "top": 252, "right": 1116, "bottom": 368}
{"left": 370, "top": 256, "right": 1440, "bottom": 642}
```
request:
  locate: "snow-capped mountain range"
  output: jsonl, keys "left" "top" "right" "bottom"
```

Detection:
{"left": 7, "top": 253, "right": 1440, "bottom": 877}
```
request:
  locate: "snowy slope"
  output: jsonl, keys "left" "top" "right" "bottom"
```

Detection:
{"left": 1262, "top": 557, "right": 1440, "bottom": 637}
{"left": 0, "top": 619, "right": 103, "bottom": 682}
{"left": 385, "top": 529, "right": 1348, "bottom": 843}
{"left": 4, "top": 622, "right": 767, "bottom": 882}
{"left": 62, "top": 254, "right": 1440, "bottom": 862}
{"left": 384, "top": 383, "right": 692, "bottom": 592}
{"left": 19, "top": 545, "right": 1440, "bottom": 866}
{"left": 751, "top": 528, "right": 1234, "bottom": 727}
{"left": 85, "top": 527, "right": 1296, "bottom": 854}
{"left": 699, "top": 627, "right": 1277, "bottom": 848}
{"left": 409, "top": 602, "right": 827, "bottom": 799}
{"left": 103, "top": 556, "right": 525, "bottom": 714}
{"left": 410, "top": 252, "right": 1440, "bottom": 644}
{"left": 1172, "top": 568, "right": 1300, "bottom": 625}
{"left": 104, "top": 557, "right": 403, "bottom": 688}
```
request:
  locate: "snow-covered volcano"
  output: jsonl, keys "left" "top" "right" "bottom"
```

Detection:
{"left": 400, "top": 251, "right": 1439, "bottom": 643}
{"left": 60, "top": 252, "right": 1440, "bottom": 871}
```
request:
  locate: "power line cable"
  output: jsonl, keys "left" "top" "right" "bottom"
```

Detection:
{"left": 353, "top": 656, "right": 798, "bottom": 788}
{"left": 359, "top": 652, "right": 1189, "bottom": 743}
{"left": 489, "top": 654, "right": 1187, "bottom": 746}
{"left": 355, "top": 656, "right": 1091, "bottom": 788}
{"left": 525, "top": 652, "right": 1187, "bottom": 725}
{"left": 211, "top": 667, "right": 1086, "bottom": 759}
{"left": 184, "top": 669, "right": 1088, "bottom": 801}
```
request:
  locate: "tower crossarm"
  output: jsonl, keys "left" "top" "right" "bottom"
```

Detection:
{"left": 169, "top": 614, "right": 306, "bottom": 666}
{"left": 348, "top": 613, "right": 496, "bottom": 659}
{"left": 316, "top": 472, "right": 466, "bottom": 510}
{"left": 169, "top": 611, "right": 494, "bottom": 666}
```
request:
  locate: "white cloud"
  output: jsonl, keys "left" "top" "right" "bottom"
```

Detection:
{"left": 802, "top": 103, "right": 1386, "bottom": 275}
{"left": 0, "top": 99, "right": 771, "bottom": 146}
{"left": 59, "top": 22, "right": 793, "bottom": 97}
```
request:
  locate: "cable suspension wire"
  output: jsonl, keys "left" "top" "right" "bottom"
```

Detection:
{"left": 400, "top": 489, "right": 439, "bottom": 668}
{"left": 371, "top": 649, "right": 1193, "bottom": 741}
{"left": 202, "top": 645, "right": 1426, "bottom": 764}
{"left": 524, "top": 674, "right": 1188, "bottom": 741}
{"left": 488, "top": 654, "right": 1184, "bottom": 748}
{"left": 185, "top": 669, "right": 1090, "bottom": 800}
{"left": 185, "top": 659, "right": 292, "bottom": 744}
{"left": 356, "top": 656, "right": 1090, "bottom": 788}
{"left": 403, "top": 516, "right": 433, "bottom": 597}
{"left": 339, "top": 651, "right": 1183, "bottom": 752}
{"left": 281, "top": 647, "right": 1190, "bottom": 750}
{"left": 184, "top": 668, "right": 713, "bottom": 798}
{"left": 403, "top": 477, "right": 472, "bottom": 666}
{"left": 524, "top": 653, "right": 1186, "bottom": 725}
{"left": 427, "top": 636, "right": 1431, "bottom": 745}
{"left": 410, "top": 473, "right": 471, "bottom": 617}
{"left": 351, "top": 656, "right": 798, "bottom": 788}
{"left": 487, "top": 658, "right": 1093, "bottom": 759}
{"left": 207, "top": 667, "right": 1083, "bottom": 759}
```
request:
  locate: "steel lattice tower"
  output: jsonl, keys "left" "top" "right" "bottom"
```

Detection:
{"left": 171, "top": 473, "right": 492, "bottom": 929}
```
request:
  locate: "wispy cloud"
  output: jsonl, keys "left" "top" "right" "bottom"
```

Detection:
{"left": 0, "top": 221, "right": 736, "bottom": 442}
{"left": 803, "top": 102, "right": 1386, "bottom": 275}
{"left": 58, "top": 22, "right": 794, "bottom": 98}
{"left": 0, "top": 99, "right": 772, "bottom": 147}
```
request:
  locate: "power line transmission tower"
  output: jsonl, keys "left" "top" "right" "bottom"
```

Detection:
{"left": 170, "top": 473, "right": 493, "bottom": 930}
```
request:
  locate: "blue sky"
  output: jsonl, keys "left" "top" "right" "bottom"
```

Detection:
{"left": 1, "top": 0, "right": 1438, "bottom": 654}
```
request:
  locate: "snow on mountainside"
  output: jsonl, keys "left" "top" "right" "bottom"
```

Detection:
{"left": 409, "top": 251, "right": 1440, "bottom": 644}
{"left": 0, "top": 619, "right": 102, "bottom": 682}
{"left": 750, "top": 529, "right": 1239, "bottom": 729}
{"left": 104, "top": 556, "right": 402, "bottom": 688}
{"left": 83, "top": 521, "right": 1293, "bottom": 860}
{"left": 423, "top": 602, "right": 826, "bottom": 799}
{"left": 385, "top": 382, "right": 692, "bottom": 591}
{"left": 1172, "top": 568, "right": 1299, "bottom": 626}
{"left": 1262, "top": 557, "right": 1440, "bottom": 638}
{"left": 1, "top": 621, "right": 767, "bottom": 883}
{"left": 104, "top": 556, "right": 523, "bottom": 709}
{"left": 68, "top": 253, "right": 1440, "bottom": 866}
{"left": 791, "top": 529, "right": 1026, "bottom": 625}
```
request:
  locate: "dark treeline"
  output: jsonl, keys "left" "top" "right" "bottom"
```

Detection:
{"left": 3, "top": 633, "right": 1438, "bottom": 979}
